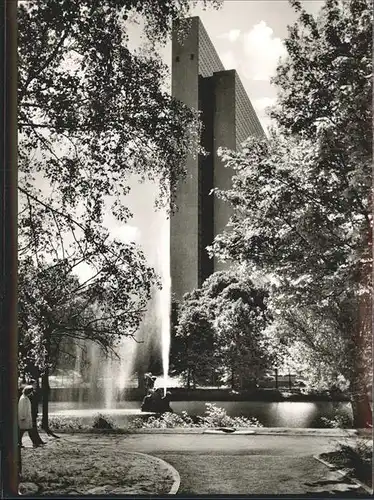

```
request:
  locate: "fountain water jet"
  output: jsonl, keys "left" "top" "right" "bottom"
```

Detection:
{"left": 99, "top": 208, "right": 171, "bottom": 405}
{"left": 55, "top": 180, "right": 172, "bottom": 410}
{"left": 103, "top": 335, "right": 137, "bottom": 408}
{"left": 159, "top": 214, "right": 171, "bottom": 396}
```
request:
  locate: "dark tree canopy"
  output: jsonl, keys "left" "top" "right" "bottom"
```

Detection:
{"left": 272, "top": 0, "right": 372, "bottom": 148}
{"left": 171, "top": 270, "right": 274, "bottom": 389}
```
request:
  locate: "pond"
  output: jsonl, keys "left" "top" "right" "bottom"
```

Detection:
{"left": 48, "top": 400, "right": 353, "bottom": 428}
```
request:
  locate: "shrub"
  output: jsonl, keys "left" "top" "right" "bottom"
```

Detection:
{"left": 335, "top": 438, "right": 373, "bottom": 487}
{"left": 139, "top": 411, "right": 196, "bottom": 429}
{"left": 198, "top": 403, "right": 262, "bottom": 428}
{"left": 134, "top": 404, "right": 262, "bottom": 429}
{"left": 48, "top": 413, "right": 119, "bottom": 432}
{"left": 48, "top": 415, "right": 89, "bottom": 432}
{"left": 92, "top": 413, "right": 117, "bottom": 430}
{"left": 338, "top": 438, "right": 372, "bottom": 464}
{"left": 319, "top": 412, "right": 352, "bottom": 429}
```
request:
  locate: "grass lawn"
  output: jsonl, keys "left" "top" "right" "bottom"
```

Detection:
{"left": 156, "top": 454, "right": 361, "bottom": 495}
{"left": 20, "top": 438, "right": 174, "bottom": 495}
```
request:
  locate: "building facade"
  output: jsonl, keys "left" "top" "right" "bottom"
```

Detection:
{"left": 171, "top": 17, "right": 264, "bottom": 302}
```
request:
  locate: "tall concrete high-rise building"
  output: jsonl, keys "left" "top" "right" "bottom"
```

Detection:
{"left": 171, "top": 17, "right": 264, "bottom": 302}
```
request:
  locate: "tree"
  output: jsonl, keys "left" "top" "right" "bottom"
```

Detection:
{"left": 271, "top": 0, "right": 372, "bottom": 162}
{"left": 171, "top": 293, "right": 219, "bottom": 388}
{"left": 172, "top": 270, "right": 274, "bottom": 389}
{"left": 18, "top": 246, "right": 156, "bottom": 430}
{"left": 210, "top": 0, "right": 372, "bottom": 426}
{"left": 214, "top": 297, "right": 273, "bottom": 390}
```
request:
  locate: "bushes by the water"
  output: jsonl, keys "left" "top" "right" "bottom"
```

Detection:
{"left": 198, "top": 402, "right": 262, "bottom": 428}
{"left": 48, "top": 414, "right": 119, "bottom": 432}
{"left": 92, "top": 413, "right": 117, "bottom": 430}
{"left": 47, "top": 404, "right": 262, "bottom": 431}
{"left": 318, "top": 412, "right": 352, "bottom": 429}
{"left": 48, "top": 415, "right": 89, "bottom": 432}
{"left": 133, "top": 403, "right": 262, "bottom": 429}
{"left": 132, "top": 411, "right": 194, "bottom": 429}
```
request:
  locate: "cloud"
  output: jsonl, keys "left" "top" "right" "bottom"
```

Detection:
{"left": 252, "top": 97, "right": 277, "bottom": 113}
{"left": 218, "top": 28, "right": 241, "bottom": 43}
{"left": 221, "top": 50, "right": 238, "bottom": 70}
{"left": 110, "top": 224, "right": 140, "bottom": 243}
{"left": 242, "top": 21, "right": 287, "bottom": 81}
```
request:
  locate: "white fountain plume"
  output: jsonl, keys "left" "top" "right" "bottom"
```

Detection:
{"left": 159, "top": 214, "right": 171, "bottom": 396}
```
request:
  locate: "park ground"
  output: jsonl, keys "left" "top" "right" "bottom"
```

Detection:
{"left": 20, "top": 430, "right": 372, "bottom": 496}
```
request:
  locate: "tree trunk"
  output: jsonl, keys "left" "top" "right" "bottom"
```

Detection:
{"left": 31, "top": 375, "right": 44, "bottom": 444}
{"left": 231, "top": 367, "right": 235, "bottom": 390}
{"left": 41, "top": 368, "right": 49, "bottom": 431}
{"left": 351, "top": 392, "right": 372, "bottom": 428}
{"left": 41, "top": 331, "right": 59, "bottom": 437}
{"left": 41, "top": 330, "right": 51, "bottom": 431}
{"left": 349, "top": 247, "right": 372, "bottom": 428}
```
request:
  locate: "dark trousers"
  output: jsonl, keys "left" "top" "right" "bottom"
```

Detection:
{"left": 19, "top": 427, "right": 43, "bottom": 447}
{"left": 30, "top": 424, "right": 45, "bottom": 444}
{"left": 19, "top": 428, "right": 35, "bottom": 447}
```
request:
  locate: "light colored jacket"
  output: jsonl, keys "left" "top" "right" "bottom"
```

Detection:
{"left": 18, "top": 394, "right": 32, "bottom": 430}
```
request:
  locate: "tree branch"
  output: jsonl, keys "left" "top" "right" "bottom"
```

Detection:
{"left": 19, "top": 27, "right": 72, "bottom": 103}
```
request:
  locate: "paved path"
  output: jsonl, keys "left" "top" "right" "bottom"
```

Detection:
{"left": 51, "top": 433, "right": 367, "bottom": 495}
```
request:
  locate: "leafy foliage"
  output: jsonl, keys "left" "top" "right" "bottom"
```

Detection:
{"left": 133, "top": 411, "right": 195, "bottom": 429}
{"left": 197, "top": 403, "right": 262, "bottom": 428}
{"left": 322, "top": 438, "right": 373, "bottom": 487}
{"left": 92, "top": 413, "right": 117, "bottom": 430}
{"left": 47, "top": 415, "right": 88, "bottom": 432}
{"left": 133, "top": 403, "right": 262, "bottom": 428}
{"left": 171, "top": 300, "right": 219, "bottom": 388}
{"left": 271, "top": 0, "right": 372, "bottom": 162}
{"left": 171, "top": 270, "right": 274, "bottom": 389}
{"left": 319, "top": 413, "right": 352, "bottom": 429}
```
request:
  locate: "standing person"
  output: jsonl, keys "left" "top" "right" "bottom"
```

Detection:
{"left": 29, "top": 381, "right": 45, "bottom": 446}
{"left": 18, "top": 386, "right": 37, "bottom": 448}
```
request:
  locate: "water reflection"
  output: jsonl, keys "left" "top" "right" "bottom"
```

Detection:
{"left": 49, "top": 400, "right": 353, "bottom": 428}
{"left": 269, "top": 402, "right": 317, "bottom": 427}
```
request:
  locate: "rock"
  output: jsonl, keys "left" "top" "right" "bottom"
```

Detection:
{"left": 19, "top": 482, "right": 39, "bottom": 495}
{"left": 86, "top": 485, "right": 114, "bottom": 494}
{"left": 111, "top": 486, "right": 148, "bottom": 494}
{"left": 216, "top": 427, "right": 236, "bottom": 433}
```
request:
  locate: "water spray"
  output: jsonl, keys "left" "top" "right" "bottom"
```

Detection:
{"left": 160, "top": 215, "right": 171, "bottom": 398}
